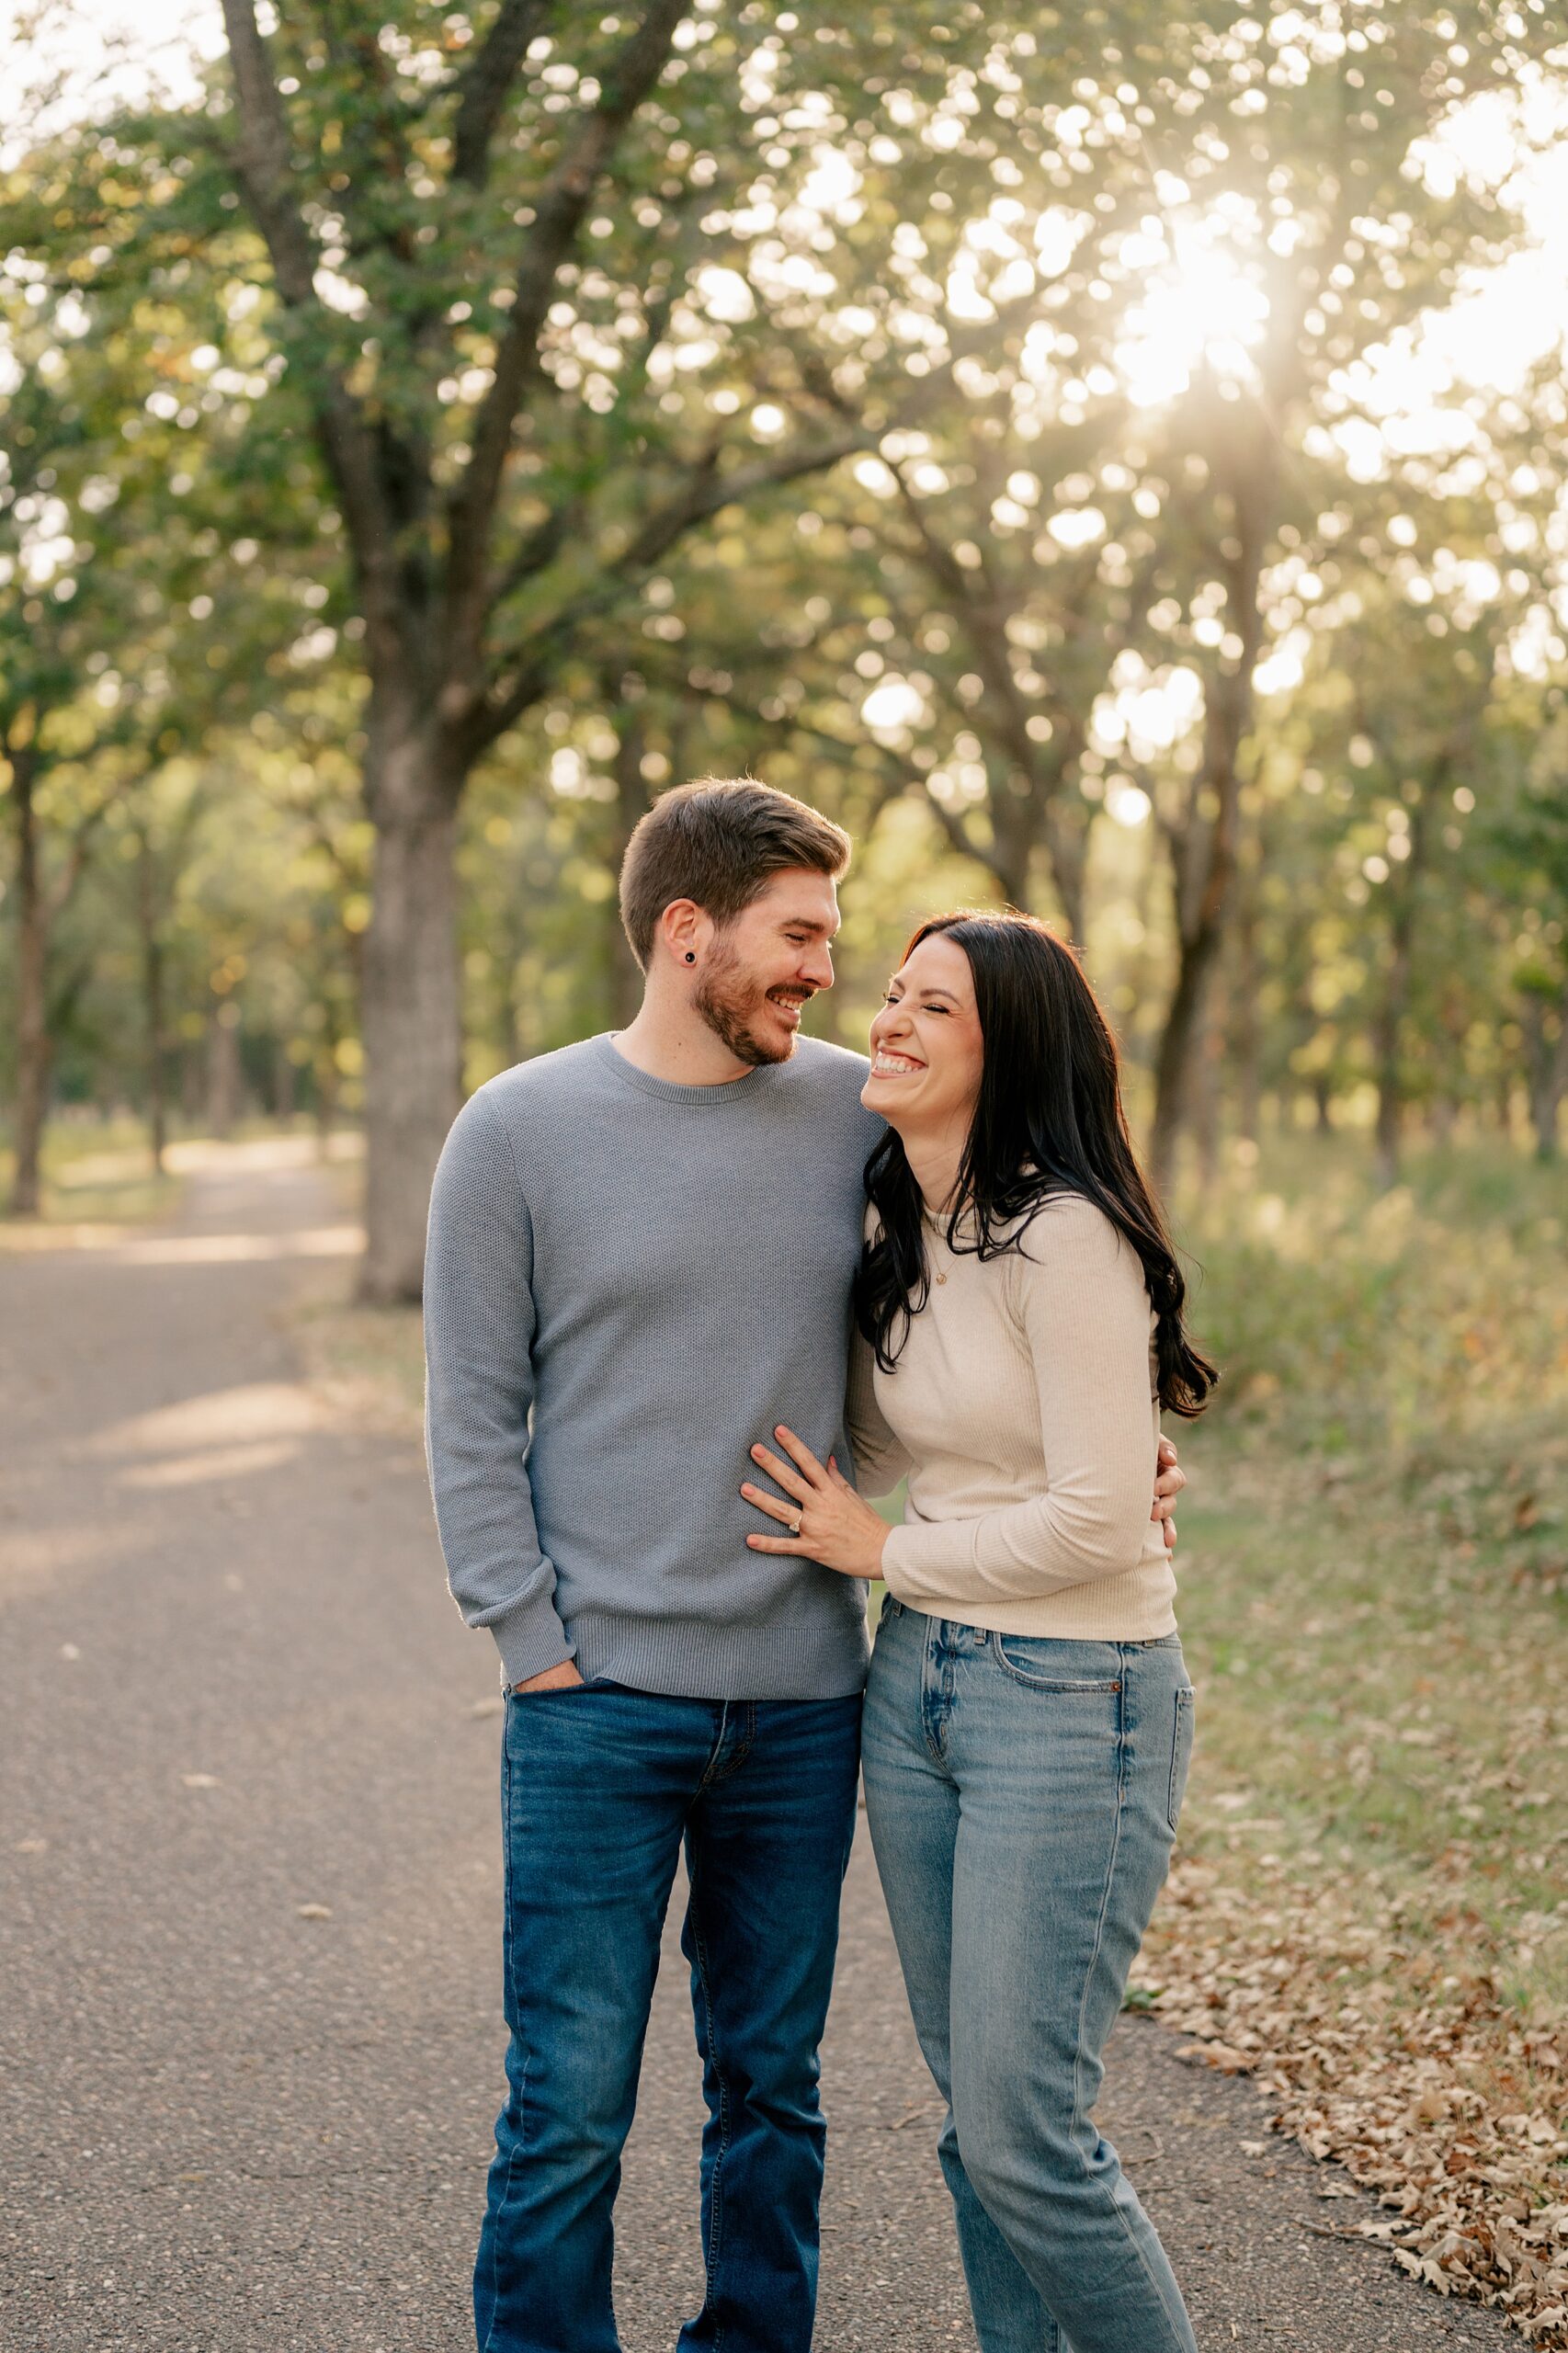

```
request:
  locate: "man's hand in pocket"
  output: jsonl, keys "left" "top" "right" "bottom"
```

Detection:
{"left": 512, "top": 1660, "right": 585, "bottom": 1694}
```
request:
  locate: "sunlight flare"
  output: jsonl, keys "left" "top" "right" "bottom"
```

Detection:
{"left": 1114, "top": 216, "right": 1271, "bottom": 408}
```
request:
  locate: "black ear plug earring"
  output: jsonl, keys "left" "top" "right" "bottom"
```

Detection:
{"left": 685, "top": 951, "right": 696, "bottom": 963}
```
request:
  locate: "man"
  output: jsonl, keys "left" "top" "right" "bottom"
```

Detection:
{"left": 423, "top": 779, "right": 1184, "bottom": 2353}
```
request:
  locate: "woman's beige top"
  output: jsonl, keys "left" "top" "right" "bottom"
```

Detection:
{"left": 847, "top": 1193, "right": 1176, "bottom": 1641}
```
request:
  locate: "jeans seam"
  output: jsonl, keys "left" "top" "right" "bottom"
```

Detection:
{"left": 989, "top": 1632, "right": 1124, "bottom": 1695}
{"left": 707, "top": 1700, "right": 756, "bottom": 1785}
{"left": 687, "top": 1871, "right": 730, "bottom": 2343}
{"left": 1067, "top": 1654, "right": 1195, "bottom": 2348}
{"left": 1168, "top": 1688, "right": 1194, "bottom": 1836}
{"left": 482, "top": 1726, "right": 526, "bottom": 2353}
{"left": 994, "top": 1666, "right": 1123, "bottom": 1694}
{"left": 697, "top": 1700, "right": 754, "bottom": 1792}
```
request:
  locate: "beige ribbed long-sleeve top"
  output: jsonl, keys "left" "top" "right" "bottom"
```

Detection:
{"left": 848, "top": 1192, "right": 1176, "bottom": 1642}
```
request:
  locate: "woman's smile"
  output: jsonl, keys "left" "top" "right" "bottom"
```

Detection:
{"left": 861, "top": 933, "right": 986, "bottom": 1188}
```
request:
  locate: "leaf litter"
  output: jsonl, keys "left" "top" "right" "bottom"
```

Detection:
{"left": 1135, "top": 1851, "right": 1568, "bottom": 2346}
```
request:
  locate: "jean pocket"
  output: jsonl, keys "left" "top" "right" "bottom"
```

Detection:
{"left": 993, "top": 1635, "right": 1122, "bottom": 1694}
{"left": 1167, "top": 1687, "right": 1196, "bottom": 1833}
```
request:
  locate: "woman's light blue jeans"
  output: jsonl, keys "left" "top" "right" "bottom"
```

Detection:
{"left": 862, "top": 1598, "right": 1198, "bottom": 2353}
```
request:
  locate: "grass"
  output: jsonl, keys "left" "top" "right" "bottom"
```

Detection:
{"left": 1166, "top": 1436, "right": 1568, "bottom": 2007}
{"left": 1166, "top": 1137, "right": 1568, "bottom": 2029}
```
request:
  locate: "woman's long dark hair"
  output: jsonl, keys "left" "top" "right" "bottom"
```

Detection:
{"left": 855, "top": 911, "right": 1217, "bottom": 1417}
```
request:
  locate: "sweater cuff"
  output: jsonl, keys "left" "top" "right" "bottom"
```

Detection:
{"left": 881, "top": 1516, "right": 971, "bottom": 1599}
{"left": 487, "top": 1591, "right": 575, "bottom": 1689}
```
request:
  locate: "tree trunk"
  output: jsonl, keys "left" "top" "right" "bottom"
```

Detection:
{"left": 1372, "top": 1034, "right": 1402, "bottom": 1188}
{"left": 8, "top": 746, "right": 48, "bottom": 1217}
{"left": 136, "top": 829, "right": 169, "bottom": 1174}
{"left": 1193, "top": 1026, "right": 1221, "bottom": 1188}
{"left": 988, "top": 777, "right": 1086, "bottom": 938}
{"left": 1038, "top": 792, "right": 1087, "bottom": 942}
{"left": 1150, "top": 955, "right": 1212, "bottom": 1196}
{"left": 1372, "top": 796, "right": 1429, "bottom": 1191}
{"left": 313, "top": 1049, "right": 339, "bottom": 1156}
{"left": 608, "top": 694, "right": 653, "bottom": 1030}
{"left": 208, "top": 1008, "right": 242, "bottom": 1136}
{"left": 1524, "top": 977, "right": 1568, "bottom": 1161}
{"left": 991, "top": 835, "right": 1033, "bottom": 917}
{"left": 1372, "top": 897, "right": 1418, "bottom": 1188}
{"left": 358, "top": 707, "right": 463, "bottom": 1304}
{"left": 1149, "top": 415, "right": 1274, "bottom": 1190}
{"left": 1232, "top": 851, "right": 1261, "bottom": 1147}
{"left": 1149, "top": 712, "right": 1250, "bottom": 1193}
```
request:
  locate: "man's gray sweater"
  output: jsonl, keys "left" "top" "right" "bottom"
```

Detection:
{"left": 423, "top": 1032, "right": 886, "bottom": 1699}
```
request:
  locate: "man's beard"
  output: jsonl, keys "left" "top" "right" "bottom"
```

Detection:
{"left": 694, "top": 944, "right": 812, "bottom": 1067}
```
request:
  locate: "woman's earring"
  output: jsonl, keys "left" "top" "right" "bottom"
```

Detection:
{"left": 685, "top": 951, "right": 696, "bottom": 964}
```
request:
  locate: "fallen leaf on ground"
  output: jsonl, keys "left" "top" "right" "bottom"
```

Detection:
{"left": 1142, "top": 1858, "right": 1568, "bottom": 2347}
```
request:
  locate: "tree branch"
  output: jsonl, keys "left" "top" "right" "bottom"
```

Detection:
{"left": 484, "top": 492, "right": 589, "bottom": 619}
{"left": 45, "top": 772, "right": 129, "bottom": 925}
{"left": 442, "top": 0, "right": 687, "bottom": 674}
{"left": 889, "top": 464, "right": 1062, "bottom": 791}
{"left": 219, "top": 0, "right": 403, "bottom": 620}
{"left": 451, "top": 0, "right": 554, "bottom": 188}
{"left": 219, "top": 0, "right": 317, "bottom": 304}
{"left": 467, "top": 429, "right": 869, "bottom": 756}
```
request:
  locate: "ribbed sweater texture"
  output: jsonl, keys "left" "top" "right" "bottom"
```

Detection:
{"left": 422, "top": 1033, "right": 885, "bottom": 1697}
{"left": 856, "top": 1195, "right": 1176, "bottom": 1642}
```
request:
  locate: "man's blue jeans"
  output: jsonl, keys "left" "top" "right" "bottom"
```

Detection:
{"left": 862, "top": 1600, "right": 1198, "bottom": 2353}
{"left": 473, "top": 1681, "right": 862, "bottom": 2353}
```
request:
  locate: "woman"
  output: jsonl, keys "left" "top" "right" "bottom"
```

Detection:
{"left": 741, "top": 910, "right": 1215, "bottom": 2353}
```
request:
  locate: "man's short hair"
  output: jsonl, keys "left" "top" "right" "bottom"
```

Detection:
{"left": 619, "top": 778, "right": 851, "bottom": 971}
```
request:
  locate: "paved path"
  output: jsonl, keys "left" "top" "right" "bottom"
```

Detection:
{"left": 0, "top": 1142, "right": 1515, "bottom": 2353}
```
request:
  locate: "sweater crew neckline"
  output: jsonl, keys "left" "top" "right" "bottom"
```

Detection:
{"left": 591, "top": 1030, "right": 779, "bottom": 1107}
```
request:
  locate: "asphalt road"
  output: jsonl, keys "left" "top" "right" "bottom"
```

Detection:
{"left": 0, "top": 1141, "right": 1517, "bottom": 2353}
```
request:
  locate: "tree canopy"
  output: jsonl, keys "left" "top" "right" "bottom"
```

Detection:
{"left": 3, "top": 0, "right": 1566, "bottom": 1254}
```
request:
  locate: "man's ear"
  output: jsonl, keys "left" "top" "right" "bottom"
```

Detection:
{"left": 659, "top": 899, "right": 710, "bottom": 969}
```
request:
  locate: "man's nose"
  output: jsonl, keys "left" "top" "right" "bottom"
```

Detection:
{"left": 802, "top": 943, "right": 835, "bottom": 989}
